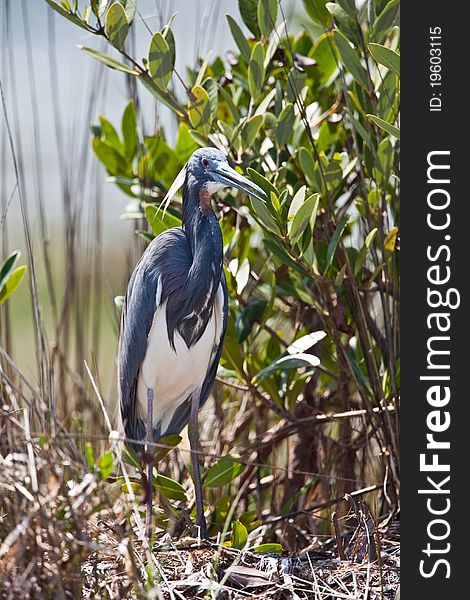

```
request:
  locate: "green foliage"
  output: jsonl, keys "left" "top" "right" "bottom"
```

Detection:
{"left": 368, "top": 43, "right": 400, "bottom": 76}
{"left": 105, "top": 2, "right": 129, "bottom": 51}
{"left": 84, "top": 443, "right": 114, "bottom": 480}
{"left": 205, "top": 455, "right": 246, "bottom": 488}
{"left": 0, "top": 251, "right": 26, "bottom": 305}
{"left": 149, "top": 32, "right": 174, "bottom": 89}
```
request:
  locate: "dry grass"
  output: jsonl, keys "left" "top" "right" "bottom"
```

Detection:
{"left": 0, "top": 402, "right": 399, "bottom": 599}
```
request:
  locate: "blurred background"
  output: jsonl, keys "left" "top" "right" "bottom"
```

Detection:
{"left": 1, "top": 0, "right": 295, "bottom": 398}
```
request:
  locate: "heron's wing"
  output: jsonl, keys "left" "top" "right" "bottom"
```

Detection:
{"left": 163, "top": 271, "right": 228, "bottom": 436}
{"left": 200, "top": 272, "right": 229, "bottom": 403}
{"left": 118, "top": 227, "right": 190, "bottom": 447}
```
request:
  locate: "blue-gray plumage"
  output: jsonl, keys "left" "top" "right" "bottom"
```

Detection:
{"left": 118, "top": 148, "right": 265, "bottom": 538}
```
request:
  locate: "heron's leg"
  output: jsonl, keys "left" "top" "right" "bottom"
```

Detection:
{"left": 145, "top": 387, "right": 154, "bottom": 539}
{"left": 188, "top": 388, "right": 208, "bottom": 540}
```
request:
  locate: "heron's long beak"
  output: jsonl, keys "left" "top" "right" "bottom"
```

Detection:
{"left": 211, "top": 163, "right": 267, "bottom": 202}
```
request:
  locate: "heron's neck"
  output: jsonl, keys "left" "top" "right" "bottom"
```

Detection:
{"left": 166, "top": 178, "right": 223, "bottom": 348}
{"left": 182, "top": 177, "right": 223, "bottom": 293}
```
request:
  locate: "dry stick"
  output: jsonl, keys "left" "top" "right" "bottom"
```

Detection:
{"left": 333, "top": 511, "right": 346, "bottom": 561}
{"left": 23, "top": 407, "right": 38, "bottom": 494}
{"left": 85, "top": 366, "right": 174, "bottom": 599}
{"left": 243, "top": 405, "right": 396, "bottom": 455}
{"left": 266, "top": 483, "right": 387, "bottom": 525}
{"left": 27, "top": 428, "right": 373, "bottom": 486}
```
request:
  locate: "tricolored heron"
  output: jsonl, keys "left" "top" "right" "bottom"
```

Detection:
{"left": 118, "top": 148, "right": 265, "bottom": 538}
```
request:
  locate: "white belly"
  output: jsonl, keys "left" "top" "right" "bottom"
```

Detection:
{"left": 136, "top": 283, "right": 224, "bottom": 434}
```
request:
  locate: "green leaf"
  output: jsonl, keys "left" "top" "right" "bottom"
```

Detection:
{"left": 98, "top": 452, "right": 114, "bottom": 479}
{"left": 288, "top": 185, "right": 306, "bottom": 221}
{"left": 246, "top": 168, "right": 278, "bottom": 199}
{"left": 333, "top": 30, "right": 369, "bottom": 89}
{"left": 287, "top": 331, "right": 327, "bottom": 354}
{"left": 235, "top": 299, "right": 266, "bottom": 342}
{"left": 105, "top": 2, "right": 129, "bottom": 51}
{"left": 208, "top": 495, "right": 231, "bottom": 535}
{"left": 227, "top": 14, "right": 251, "bottom": 63}
{"left": 257, "top": 0, "right": 278, "bottom": 38}
{"left": 248, "top": 42, "right": 265, "bottom": 98}
{"left": 122, "top": 100, "right": 138, "bottom": 160}
{"left": 205, "top": 455, "right": 246, "bottom": 488}
{"left": 45, "top": 0, "right": 92, "bottom": 31}
{"left": 139, "top": 76, "right": 184, "bottom": 117}
{"left": 240, "top": 510, "right": 262, "bottom": 531}
{"left": 324, "top": 160, "right": 342, "bottom": 188}
{"left": 0, "top": 266, "right": 26, "bottom": 305}
{"left": 121, "top": 479, "right": 142, "bottom": 494}
{"left": 289, "top": 193, "right": 319, "bottom": 243}
{"left": 335, "top": 263, "right": 348, "bottom": 287}
{"left": 221, "top": 333, "right": 246, "bottom": 376}
{"left": 161, "top": 20, "right": 176, "bottom": 65}
{"left": 326, "top": 214, "right": 349, "bottom": 270}
{"left": 80, "top": 46, "right": 136, "bottom": 74}
{"left": 239, "top": 0, "right": 261, "bottom": 37}
{"left": 255, "top": 88, "right": 276, "bottom": 116}
{"left": 298, "top": 147, "right": 316, "bottom": 188}
{"left": 254, "top": 353, "right": 320, "bottom": 382}
{"left": 122, "top": 445, "right": 141, "bottom": 469}
{"left": 371, "top": 0, "right": 400, "bottom": 44}
{"left": 250, "top": 197, "right": 280, "bottom": 235}
{"left": 302, "top": 0, "right": 332, "bottom": 27}
{"left": 286, "top": 67, "right": 307, "bottom": 102}
{"left": 188, "top": 85, "right": 212, "bottom": 133}
{"left": 230, "top": 521, "right": 248, "bottom": 549}
{"left": 251, "top": 543, "right": 283, "bottom": 554}
{"left": 154, "top": 434, "right": 182, "bottom": 462}
{"left": 368, "top": 43, "right": 399, "bottom": 76}
{"left": 85, "top": 442, "right": 95, "bottom": 470}
{"left": 276, "top": 103, "right": 295, "bottom": 147}
{"left": 203, "top": 77, "right": 219, "bottom": 122}
{"left": 264, "top": 238, "right": 305, "bottom": 275}
{"left": 145, "top": 204, "right": 182, "bottom": 236}
{"left": 337, "top": 0, "right": 357, "bottom": 17}
{"left": 92, "top": 137, "right": 129, "bottom": 174}
{"left": 233, "top": 258, "right": 250, "bottom": 294}
{"left": 149, "top": 32, "right": 173, "bottom": 89}
{"left": 375, "top": 138, "right": 394, "bottom": 179}
{"left": 121, "top": 0, "right": 136, "bottom": 23}
{"left": 175, "top": 122, "right": 198, "bottom": 162}
{"left": 384, "top": 226, "right": 398, "bottom": 254}
{"left": 0, "top": 250, "right": 20, "bottom": 291}
{"left": 366, "top": 114, "right": 400, "bottom": 140}
{"left": 354, "top": 228, "right": 378, "bottom": 276}
{"left": 154, "top": 474, "right": 187, "bottom": 501}
{"left": 310, "top": 32, "right": 338, "bottom": 84}
{"left": 99, "top": 116, "right": 122, "bottom": 151}
{"left": 241, "top": 114, "right": 264, "bottom": 148}
{"left": 91, "top": 0, "right": 109, "bottom": 18}
{"left": 327, "top": 2, "right": 360, "bottom": 44}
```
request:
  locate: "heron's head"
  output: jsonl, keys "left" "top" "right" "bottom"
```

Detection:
{"left": 187, "top": 148, "right": 266, "bottom": 203}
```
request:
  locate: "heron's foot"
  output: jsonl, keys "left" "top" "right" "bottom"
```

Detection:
{"left": 194, "top": 516, "right": 209, "bottom": 542}
{"left": 187, "top": 510, "right": 209, "bottom": 541}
